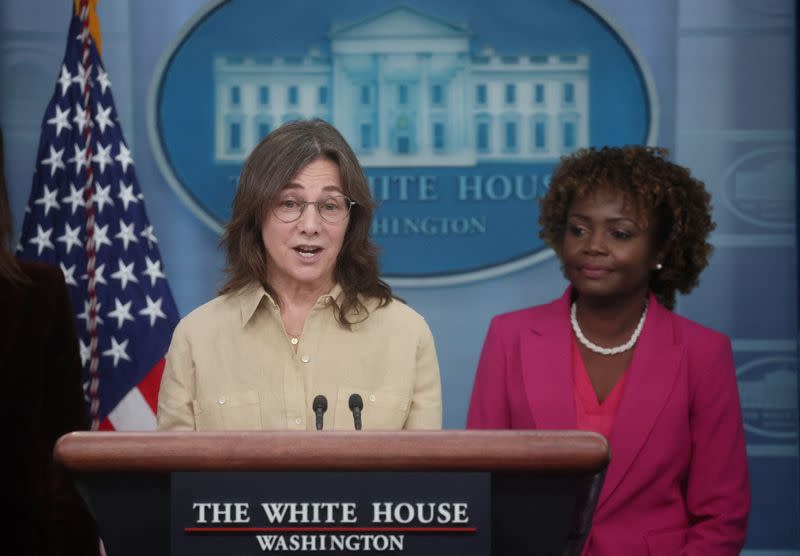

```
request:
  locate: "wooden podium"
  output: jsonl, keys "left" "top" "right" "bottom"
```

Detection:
{"left": 55, "top": 430, "right": 608, "bottom": 556}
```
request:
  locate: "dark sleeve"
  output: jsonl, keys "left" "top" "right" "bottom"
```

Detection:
{"left": 43, "top": 267, "right": 88, "bottom": 447}
{"left": 28, "top": 265, "right": 99, "bottom": 556}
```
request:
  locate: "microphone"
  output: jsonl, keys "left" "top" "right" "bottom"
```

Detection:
{"left": 312, "top": 395, "right": 327, "bottom": 431}
{"left": 348, "top": 394, "right": 363, "bottom": 431}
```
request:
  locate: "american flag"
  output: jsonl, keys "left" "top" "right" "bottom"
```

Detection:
{"left": 16, "top": 1, "right": 179, "bottom": 431}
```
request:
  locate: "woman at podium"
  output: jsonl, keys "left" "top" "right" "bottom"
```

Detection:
{"left": 467, "top": 146, "right": 749, "bottom": 555}
{"left": 157, "top": 120, "right": 441, "bottom": 431}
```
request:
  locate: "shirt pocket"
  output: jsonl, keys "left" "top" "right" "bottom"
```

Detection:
{"left": 332, "top": 385, "right": 411, "bottom": 431}
{"left": 644, "top": 525, "right": 687, "bottom": 556}
{"left": 192, "top": 390, "right": 262, "bottom": 431}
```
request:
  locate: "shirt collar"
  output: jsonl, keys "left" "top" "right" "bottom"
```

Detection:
{"left": 238, "top": 282, "right": 344, "bottom": 327}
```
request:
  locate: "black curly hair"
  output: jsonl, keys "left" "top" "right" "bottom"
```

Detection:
{"left": 539, "top": 145, "right": 715, "bottom": 310}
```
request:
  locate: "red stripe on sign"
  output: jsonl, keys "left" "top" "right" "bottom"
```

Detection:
{"left": 139, "top": 358, "right": 166, "bottom": 413}
{"left": 185, "top": 527, "right": 477, "bottom": 533}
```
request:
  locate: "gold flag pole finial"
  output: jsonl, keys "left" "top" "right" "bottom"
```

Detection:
{"left": 73, "top": 0, "right": 103, "bottom": 55}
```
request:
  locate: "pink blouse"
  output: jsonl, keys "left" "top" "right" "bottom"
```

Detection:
{"left": 571, "top": 337, "right": 627, "bottom": 440}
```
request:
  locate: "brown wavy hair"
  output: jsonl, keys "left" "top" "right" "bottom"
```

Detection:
{"left": 220, "top": 119, "right": 392, "bottom": 324}
{"left": 0, "top": 128, "right": 27, "bottom": 284}
{"left": 539, "top": 145, "right": 715, "bottom": 310}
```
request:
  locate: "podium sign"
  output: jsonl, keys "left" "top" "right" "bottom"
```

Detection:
{"left": 54, "top": 431, "right": 608, "bottom": 556}
{"left": 172, "top": 471, "right": 490, "bottom": 555}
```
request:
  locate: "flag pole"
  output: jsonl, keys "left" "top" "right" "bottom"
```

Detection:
{"left": 19, "top": 0, "right": 179, "bottom": 432}
{"left": 77, "top": 0, "right": 102, "bottom": 430}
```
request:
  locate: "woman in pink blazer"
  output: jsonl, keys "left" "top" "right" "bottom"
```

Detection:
{"left": 467, "top": 146, "right": 750, "bottom": 555}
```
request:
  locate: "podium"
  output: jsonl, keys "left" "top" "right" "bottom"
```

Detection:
{"left": 55, "top": 430, "right": 608, "bottom": 556}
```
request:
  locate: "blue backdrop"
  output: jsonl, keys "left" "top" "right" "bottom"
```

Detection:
{"left": 0, "top": 0, "right": 796, "bottom": 552}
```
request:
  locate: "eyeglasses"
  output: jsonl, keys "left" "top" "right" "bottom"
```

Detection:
{"left": 272, "top": 194, "right": 356, "bottom": 224}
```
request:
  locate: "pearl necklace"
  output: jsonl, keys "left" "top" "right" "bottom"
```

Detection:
{"left": 570, "top": 301, "right": 648, "bottom": 355}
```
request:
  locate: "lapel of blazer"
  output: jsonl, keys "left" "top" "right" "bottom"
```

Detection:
{"left": 596, "top": 292, "right": 685, "bottom": 511}
{"left": 520, "top": 289, "right": 577, "bottom": 430}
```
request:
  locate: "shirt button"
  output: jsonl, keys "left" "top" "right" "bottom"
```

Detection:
{"left": 301, "top": 354, "right": 310, "bottom": 363}
{"left": 218, "top": 397, "right": 226, "bottom": 405}
{"left": 290, "top": 337, "right": 299, "bottom": 345}
{"left": 369, "top": 394, "right": 376, "bottom": 403}
{"left": 295, "top": 418, "right": 302, "bottom": 425}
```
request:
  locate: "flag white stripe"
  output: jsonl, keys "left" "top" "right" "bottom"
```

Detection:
{"left": 107, "top": 386, "right": 157, "bottom": 431}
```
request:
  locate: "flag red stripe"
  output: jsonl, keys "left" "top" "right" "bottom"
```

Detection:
{"left": 139, "top": 358, "right": 166, "bottom": 414}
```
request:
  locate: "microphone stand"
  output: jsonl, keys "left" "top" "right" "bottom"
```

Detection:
{"left": 312, "top": 395, "right": 327, "bottom": 431}
{"left": 348, "top": 394, "right": 363, "bottom": 431}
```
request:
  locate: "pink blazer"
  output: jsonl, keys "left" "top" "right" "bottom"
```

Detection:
{"left": 467, "top": 289, "right": 750, "bottom": 555}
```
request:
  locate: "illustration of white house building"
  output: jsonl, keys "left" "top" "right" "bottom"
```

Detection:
{"left": 214, "top": 6, "right": 589, "bottom": 166}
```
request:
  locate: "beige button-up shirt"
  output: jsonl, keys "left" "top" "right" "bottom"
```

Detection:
{"left": 157, "top": 283, "right": 442, "bottom": 431}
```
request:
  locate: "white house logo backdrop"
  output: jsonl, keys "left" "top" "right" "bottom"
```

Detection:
{"left": 149, "top": 0, "right": 656, "bottom": 285}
